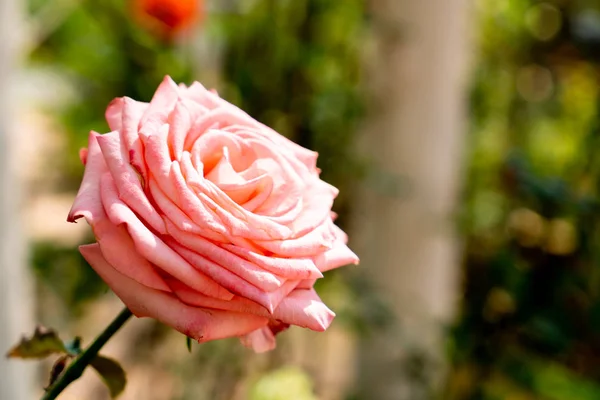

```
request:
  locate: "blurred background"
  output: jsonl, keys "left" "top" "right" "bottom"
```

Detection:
{"left": 2, "top": 0, "right": 600, "bottom": 399}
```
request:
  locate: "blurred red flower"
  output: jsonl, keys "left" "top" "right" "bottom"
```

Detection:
{"left": 133, "top": 0, "right": 203, "bottom": 38}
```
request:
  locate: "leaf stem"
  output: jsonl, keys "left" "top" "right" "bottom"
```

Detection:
{"left": 41, "top": 307, "right": 133, "bottom": 400}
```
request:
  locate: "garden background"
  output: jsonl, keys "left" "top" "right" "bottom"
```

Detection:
{"left": 3, "top": 0, "right": 600, "bottom": 399}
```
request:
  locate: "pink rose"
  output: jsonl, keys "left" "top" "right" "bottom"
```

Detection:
{"left": 68, "top": 76, "right": 358, "bottom": 352}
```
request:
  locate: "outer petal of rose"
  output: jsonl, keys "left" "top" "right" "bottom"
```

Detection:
{"left": 273, "top": 288, "right": 335, "bottom": 331}
{"left": 170, "top": 280, "right": 266, "bottom": 315}
{"left": 254, "top": 220, "right": 336, "bottom": 257}
{"left": 67, "top": 134, "right": 169, "bottom": 292}
{"left": 296, "top": 279, "right": 317, "bottom": 289}
{"left": 239, "top": 327, "right": 276, "bottom": 353}
{"left": 120, "top": 97, "right": 149, "bottom": 179}
{"left": 165, "top": 221, "right": 285, "bottom": 292}
{"left": 314, "top": 242, "right": 359, "bottom": 273}
{"left": 173, "top": 282, "right": 334, "bottom": 332}
{"left": 68, "top": 132, "right": 107, "bottom": 224}
{"left": 96, "top": 223, "right": 171, "bottom": 292}
{"left": 140, "top": 76, "right": 179, "bottom": 127}
{"left": 96, "top": 131, "right": 166, "bottom": 234}
{"left": 259, "top": 124, "right": 319, "bottom": 172}
{"left": 331, "top": 223, "right": 349, "bottom": 243}
{"left": 79, "top": 244, "right": 267, "bottom": 342}
{"left": 182, "top": 81, "right": 222, "bottom": 109}
{"left": 287, "top": 180, "right": 338, "bottom": 238}
{"left": 100, "top": 173, "right": 233, "bottom": 301}
{"left": 180, "top": 97, "right": 209, "bottom": 122}
{"left": 222, "top": 244, "right": 323, "bottom": 280}
{"left": 105, "top": 98, "right": 124, "bottom": 131}
{"left": 168, "top": 242, "right": 292, "bottom": 313}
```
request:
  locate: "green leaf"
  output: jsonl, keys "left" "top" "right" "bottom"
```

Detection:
{"left": 90, "top": 355, "right": 127, "bottom": 398}
{"left": 5, "top": 326, "right": 67, "bottom": 359}
{"left": 186, "top": 336, "right": 192, "bottom": 353}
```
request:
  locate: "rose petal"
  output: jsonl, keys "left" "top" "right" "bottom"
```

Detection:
{"left": 254, "top": 219, "right": 336, "bottom": 257}
{"left": 182, "top": 81, "right": 222, "bottom": 109}
{"left": 167, "top": 100, "right": 192, "bottom": 160}
{"left": 149, "top": 179, "right": 228, "bottom": 242}
{"left": 121, "top": 97, "right": 149, "bottom": 179}
{"left": 96, "top": 223, "right": 171, "bottom": 292}
{"left": 222, "top": 122, "right": 318, "bottom": 174}
{"left": 297, "top": 278, "right": 317, "bottom": 289}
{"left": 180, "top": 153, "right": 292, "bottom": 240}
{"left": 234, "top": 135, "right": 306, "bottom": 217}
{"left": 192, "top": 129, "right": 251, "bottom": 174}
{"left": 273, "top": 288, "right": 335, "bottom": 331}
{"left": 165, "top": 220, "right": 285, "bottom": 292}
{"left": 142, "top": 125, "right": 178, "bottom": 200}
{"left": 332, "top": 222, "right": 349, "bottom": 243}
{"left": 287, "top": 180, "right": 338, "bottom": 238}
{"left": 239, "top": 327, "right": 276, "bottom": 353}
{"left": 169, "top": 161, "right": 228, "bottom": 234}
{"left": 96, "top": 131, "right": 166, "bottom": 234}
{"left": 222, "top": 244, "right": 323, "bottom": 280}
{"left": 100, "top": 172, "right": 233, "bottom": 301}
{"left": 140, "top": 76, "right": 179, "bottom": 128}
{"left": 168, "top": 242, "right": 294, "bottom": 313}
{"left": 105, "top": 98, "right": 124, "bottom": 131}
{"left": 68, "top": 132, "right": 108, "bottom": 224}
{"left": 314, "top": 242, "right": 360, "bottom": 273}
{"left": 67, "top": 134, "right": 171, "bottom": 292}
{"left": 172, "top": 282, "right": 334, "bottom": 332}
{"left": 80, "top": 244, "right": 267, "bottom": 342}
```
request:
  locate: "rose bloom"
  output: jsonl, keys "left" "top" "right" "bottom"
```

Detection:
{"left": 68, "top": 77, "right": 358, "bottom": 352}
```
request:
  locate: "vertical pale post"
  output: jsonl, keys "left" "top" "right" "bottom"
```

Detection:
{"left": 353, "top": 0, "right": 471, "bottom": 398}
{"left": 0, "top": 0, "right": 35, "bottom": 398}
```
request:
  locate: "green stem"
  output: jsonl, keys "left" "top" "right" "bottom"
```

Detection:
{"left": 41, "top": 307, "right": 133, "bottom": 400}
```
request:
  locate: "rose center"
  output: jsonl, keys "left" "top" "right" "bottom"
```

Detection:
{"left": 191, "top": 133, "right": 269, "bottom": 207}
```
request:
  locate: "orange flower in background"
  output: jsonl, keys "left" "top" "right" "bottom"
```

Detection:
{"left": 133, "top": 0, "right": 203, "bottom": 38}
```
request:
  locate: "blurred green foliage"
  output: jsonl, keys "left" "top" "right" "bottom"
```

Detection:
{"left": 31, "top": 240, "right": 105, "bottom": 316}
{"left": 449, "top": 0, "right": 600, "bottom": 398}
{"left": 249, "top": 367, "right": 317, "bottom": 400}
{"left": 28, "top": 0, "right": 194, "bottom": 189}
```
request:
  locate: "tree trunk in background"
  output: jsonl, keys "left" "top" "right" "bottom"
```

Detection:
{"left": 0, "top": 0, "right": 35, "bottom": 399}
{"left": 353, "top": 1, "right": 471, "bottom": 399}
